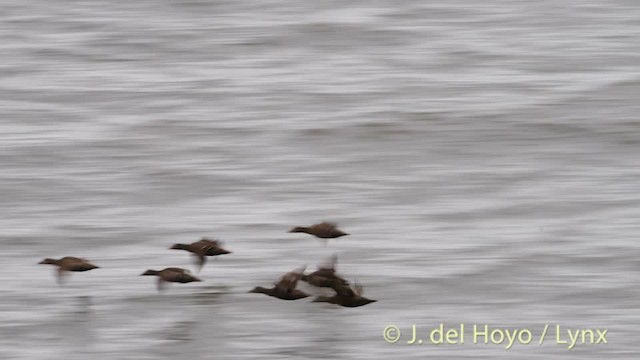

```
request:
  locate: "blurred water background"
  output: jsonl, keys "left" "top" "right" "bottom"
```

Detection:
{"left": 1, "top": 0, "right": 640, "bottom": 359}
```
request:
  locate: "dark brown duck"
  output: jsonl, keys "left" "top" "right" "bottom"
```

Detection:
{"left": 170, "top": 237, "right": 232, "bottom": 271}
{"left": 141, "top": 267, "right": 202, "bottom": 291}
{"left": 288, "top": 222, "right": 349, "bottom": 239}
{"left": 312, "top": 282, "right": 377, "bottom": 308}
{"left": 38, "top": 256, "right": 99, "bottom": 284}
{"left": 249, "top": 266, "right": 310, "bottom": 300}
{"left": 302, "top": 254, "right": 349, "bottom": 288}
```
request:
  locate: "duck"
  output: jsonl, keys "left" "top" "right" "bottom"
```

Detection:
{"left": 170, "top": 237, "right": 231, "bottom": 271}
{"left": 249, "top": 266, "right": 310, "bottom": 300}
{"left": 312, "top": 282, "right": 377, "bottom": 307}
{"left": 141, "top": 267, "right": 202, "bottom": 291}
{"left": 302, "top": 254, "right": 349, "bottom": 288}
{"left": 288, "top": 222, "right": 349, "bottom": 239}
{"left": 38, "top": 256, "right": 99, "bottom": 284}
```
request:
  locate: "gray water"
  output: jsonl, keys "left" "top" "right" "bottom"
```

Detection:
{"left": 1, "top": 0, "right": 640, "bottom": 359}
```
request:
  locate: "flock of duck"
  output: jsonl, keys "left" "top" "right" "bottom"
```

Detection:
{"left": 38, "top": 222, "right": 377, "bottom": 308}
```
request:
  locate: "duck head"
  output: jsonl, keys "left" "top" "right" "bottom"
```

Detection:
{"left": 39, "top": 258, "right": 58, "bottom": 265}
{"left": 249, "top": 286, "right": 270, "bottom": 294}
{"left": 288, "top": 226, "right": 309, "bottom": 234}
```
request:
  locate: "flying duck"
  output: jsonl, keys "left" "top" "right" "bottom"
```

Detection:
{"left": 170, "top": 237, "right": 231, "bottom": 271}
{"left": 288, "top": 222, "right": 349, "bottom": 239}
{"left": 141, "top": 267, "right": 202, "bottom": 291}
{"left": 38, "top": 257, "right": 99, "bottom": 285}
{"left": 249, "top": 266, "right": 310, "bottom": 300}
{"left": 312, "top": 282, "right": 377, "bottom": 307}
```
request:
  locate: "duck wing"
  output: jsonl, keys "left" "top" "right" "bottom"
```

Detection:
{"left": 317, "top": 222, "right": 338, "bottom": 229}
{"left": 317, "top": 254, "right": 338, "bottom": 272}
{"left": 313, "top": 222, "right": 338, "bottom": 234}
{"left": 56, "top": 267, "right": 69, "bottom": 286}
{"left": 312, "top": 222, "right": 347, "bottom": 238}
{"left": 60, "top": 256, "right": 85, "bottom": 263}
{"left": 312, "top": 254, "right": 349, "bottom": 285}
{"left": 191, "top": 253, "right": 207, "bottom": 272}
{"left": 275, "top": 266, "right": 306, "bottom": 292}
{"left": 156, "top": 277, "right": 167, "bottom": 292}
{"left": 194, "top": 238, "right": 228, "bottom": 256}
{"left": 198, "top": 238, "right": 223, "bottom": 248}
{"left": 164, "top": 267, "right": 189, "bottom": 274}
{"left": 332, "top": 283, "right": 356, "bottom": 298}
{"left": 354, "top": 281, "right": 364, "bottom": 297}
